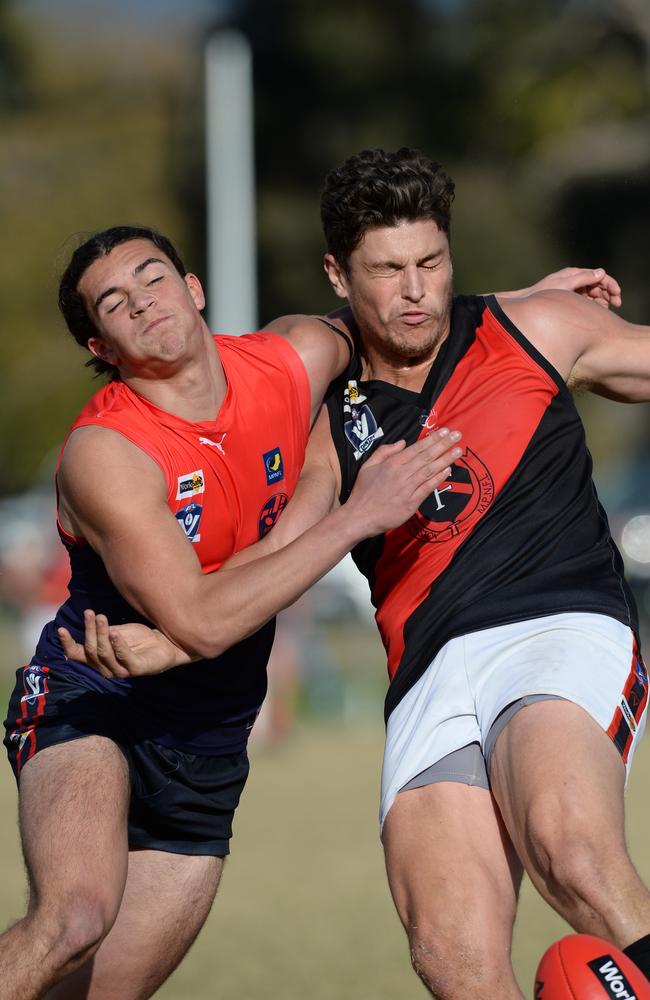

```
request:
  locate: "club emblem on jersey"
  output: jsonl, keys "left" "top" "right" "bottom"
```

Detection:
{"left": 176, "top": 469, "right": 205, "bottom": 500}
{"left": 407, "top": 447, "right": 494, "bottom": 543}
{"left": 176, "top": 502, "right": 202, "bottom": 543}
{"left": 259, "top": 493, "right": 288, "bottom": 537}
{"left": 263, "top": 448, "right": 284, "bottom": 485}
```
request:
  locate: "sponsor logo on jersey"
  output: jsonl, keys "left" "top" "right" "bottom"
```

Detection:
{"left": 407, "top": 447, "right": 494, "bottom": 543}
{"left": 263, "top": 447, "right": 284, "bottom": 485}
{"left": 20, "top": 665, "right": 48, "bottom": 707}
{"left": 344, "top": 404, "right": 384, "bottom": 459}
{"left": 176, "top": 469, "right": 205, "bottom": 500}
{"left": 259, "top": 493, "right": 288, "bottom": 537}
{"left": 619, "top": 696, "right": 637, "bottom": 734}
{"left": 419, "top": 406, "right": 439, "bottom": 431}
{"left": 176, "top": 502, "right": 202, "bottom": 543}
{"left": 587, "top": 955, "right": 637, "bottom": 998}
{"left": 199, "top": 433, "right": 227, "bottom": 455}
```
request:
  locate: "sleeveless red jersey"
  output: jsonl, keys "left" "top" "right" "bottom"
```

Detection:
{"left": 326, "top": 296, "right": 638, "bottom": 722}
{"left": 44, "top": 332, "right": 310, "bottom": 753}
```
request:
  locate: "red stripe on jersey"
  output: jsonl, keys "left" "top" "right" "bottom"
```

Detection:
{"left": 373, "top": 308, "right": 560, "bottom": 679}
{"left": 606, "top": 639, "right": 648, "bottom": 764}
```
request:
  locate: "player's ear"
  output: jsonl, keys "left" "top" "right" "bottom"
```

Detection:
{"left": 185, "top": 272, "right": 206, "bottom": 311}
{"left": 87, "top": 336, "right": 119, "bottom": 366}
{"left": 324, "top": 254, "right": 349, "bottom": 300}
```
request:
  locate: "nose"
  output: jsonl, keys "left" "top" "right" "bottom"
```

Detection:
{"left": 130, "top": 288, "right": 155, "bottom": 316}
{"left": 401, "top": 264, "right": 425, "bottom": 303}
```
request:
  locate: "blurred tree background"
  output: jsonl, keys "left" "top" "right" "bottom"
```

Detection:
{"left": 1, "top": 0, "right": 649, "bottom": 498}
{"left": 1, "top": 5, "right": 650, "bottom": 993}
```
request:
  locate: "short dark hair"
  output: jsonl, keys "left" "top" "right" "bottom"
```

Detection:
{"left": 58, "top": 225, "right": 187, "bottom": 379}
{"left": 320, "top": 148, "right": 455, "bottom": 273}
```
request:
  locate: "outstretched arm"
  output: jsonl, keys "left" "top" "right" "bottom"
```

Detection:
{"left": 497, "top": 289, "right": 650, "bottom": 402}
{"left": 495, "top": 266, "right": 621, "bottom": 309}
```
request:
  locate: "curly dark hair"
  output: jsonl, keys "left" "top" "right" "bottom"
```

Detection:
{"left": 320, "top": 148, "right": 455, "bottom": 273}
{"left": 58, "top": 225, "right": 187, "bottom": 379}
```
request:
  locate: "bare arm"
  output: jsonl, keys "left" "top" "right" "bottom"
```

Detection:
{"left": 260, "top": 314, "right": 352, "bottom": 425}
{"left": 58, "top": 419, "right": 462, "bottom": 670}
{"left": 496, "top": 289, "right": 650, "bottom": 402}
{"left": 494, "top": 266, "right": 622, "bottom": 309}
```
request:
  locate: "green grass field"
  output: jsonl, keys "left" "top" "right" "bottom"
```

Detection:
{"left": 0, "top": 714, "right": 648, "bottom": 998}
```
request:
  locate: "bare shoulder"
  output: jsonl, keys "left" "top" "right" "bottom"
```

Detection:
{"left": 495, "top": 289, "right": 613, "bottom": 382}
{"left": 58, "top": 426, "right": 167, "bottom": 539}
{"left": 59, "top": 425, "right": 163, "bottom": 485}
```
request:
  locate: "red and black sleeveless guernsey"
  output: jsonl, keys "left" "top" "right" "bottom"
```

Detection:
{"left": 326, "top": 295, "right": 639, "bottom": 723}
{"left": 40, "top": 332, "right": 311, "bottom": 754}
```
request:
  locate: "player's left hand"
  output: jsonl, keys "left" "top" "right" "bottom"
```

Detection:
{"left": 526, "top": 267, "right": 622, "bottom": 309}
{"left": 58, "top": 610, "right": 192, "bottom": 679}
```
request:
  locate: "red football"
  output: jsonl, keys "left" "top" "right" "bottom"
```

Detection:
{"left": 535, "top": 934, "right": 650, "bottom": 999}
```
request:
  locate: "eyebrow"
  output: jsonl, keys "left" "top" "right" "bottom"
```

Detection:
{"left": 366, "top": 249, "right": 444, "bottom": 271}
{"left": 94, "top": 257, "right": 166, "bottom": 309}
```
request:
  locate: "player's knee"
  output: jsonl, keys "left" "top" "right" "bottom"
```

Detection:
{"left": 34, "top": 891, "right": 117, "bottom": 966}
{"left": 526, "top": 794, "right": 623, "bottom": 903}
{"left": 406, "top": 914, "right": 493, "bottom": 997}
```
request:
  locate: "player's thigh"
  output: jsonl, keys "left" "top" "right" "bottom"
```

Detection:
{"left": 383, "top": 780, "right": 522, "bottom": 946}
{"left": 489, "top": 699, "right": 629, "bottom": 875}
{"left": 19, "top": 735, "right": 130, "bottom": 910}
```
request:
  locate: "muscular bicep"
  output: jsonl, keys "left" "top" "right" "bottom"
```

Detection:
{"left": 58, "top": 427, "right": 208, "bottom": 631}
{"left": 262, "top": 314, "right": 352, "bottom": 424}
{"left": 498, "top": 290, "right": 650, "bottom": 402}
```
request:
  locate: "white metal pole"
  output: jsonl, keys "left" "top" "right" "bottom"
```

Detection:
{"left": 205, "top": 30, "right": 257, "bottom": 334}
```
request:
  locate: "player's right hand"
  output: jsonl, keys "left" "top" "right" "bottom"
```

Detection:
{"left": 58, "top": 610, "right": 192, "bottom": 679}
{"left": 345, "top": 427, "right": 463, "bottom": 538}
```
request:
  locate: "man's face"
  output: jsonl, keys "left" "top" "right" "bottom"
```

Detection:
{"left": 325, "top": 219, "right": 453, "bottom": 365}
{"left": 78, "top": 238, "right": 206, "bottom": 375}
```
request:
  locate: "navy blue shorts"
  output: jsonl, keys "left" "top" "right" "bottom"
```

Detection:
{"left": 3, "top": 662, "right": 249, "bottom": 856}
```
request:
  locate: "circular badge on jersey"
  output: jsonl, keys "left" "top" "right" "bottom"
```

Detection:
{"left": 259, "top": 493, "right": 289, "bottom": 538}
{"left": 407, "top": 447, "right": 494, "bottom": 543}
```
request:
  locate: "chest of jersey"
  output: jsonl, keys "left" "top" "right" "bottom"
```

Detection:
{"left": 164, "top": 403, "right": 301, "bottom": 572}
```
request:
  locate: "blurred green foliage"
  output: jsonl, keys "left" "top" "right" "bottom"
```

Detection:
{"left": 1, "top": 0, "right": 649, "bottom": 495}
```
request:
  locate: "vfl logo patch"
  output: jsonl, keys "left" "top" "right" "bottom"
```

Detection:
{"left": 176, "top": 502, "right": 202, "bottom": 543}
{"left": 344, "top": 404, "right": 384, "bottom": 459}
{"left": 407, "top": 447, "right": 494, "bottom": 543}
{"left": 342, "top": 380, "right": 384, "bottom": 460}
{"left": 263, "top": 448, "right": 284, "bottom": 485}
{"left": 259, "top": 493, "right": 288, "bottom": 537}
{"left": 587, "top": 955, "right": 637, "bottom": 998}
{"left": 176, "top": 469, "right": 205, "bottom": 500}
{"left": 21, "top": 666, "right": 48, "bottom": 707}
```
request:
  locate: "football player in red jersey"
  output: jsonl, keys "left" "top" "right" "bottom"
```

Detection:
{"left": 54, "top": 174, "right": 640, "bottom": 997}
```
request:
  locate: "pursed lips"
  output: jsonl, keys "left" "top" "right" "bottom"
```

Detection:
{"left": 143, "top": 314, "right": 172, "bottom": 335}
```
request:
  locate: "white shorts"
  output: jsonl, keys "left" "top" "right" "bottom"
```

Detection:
{"left": 380, "top": 613, "right": 648, "bottom": 829}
